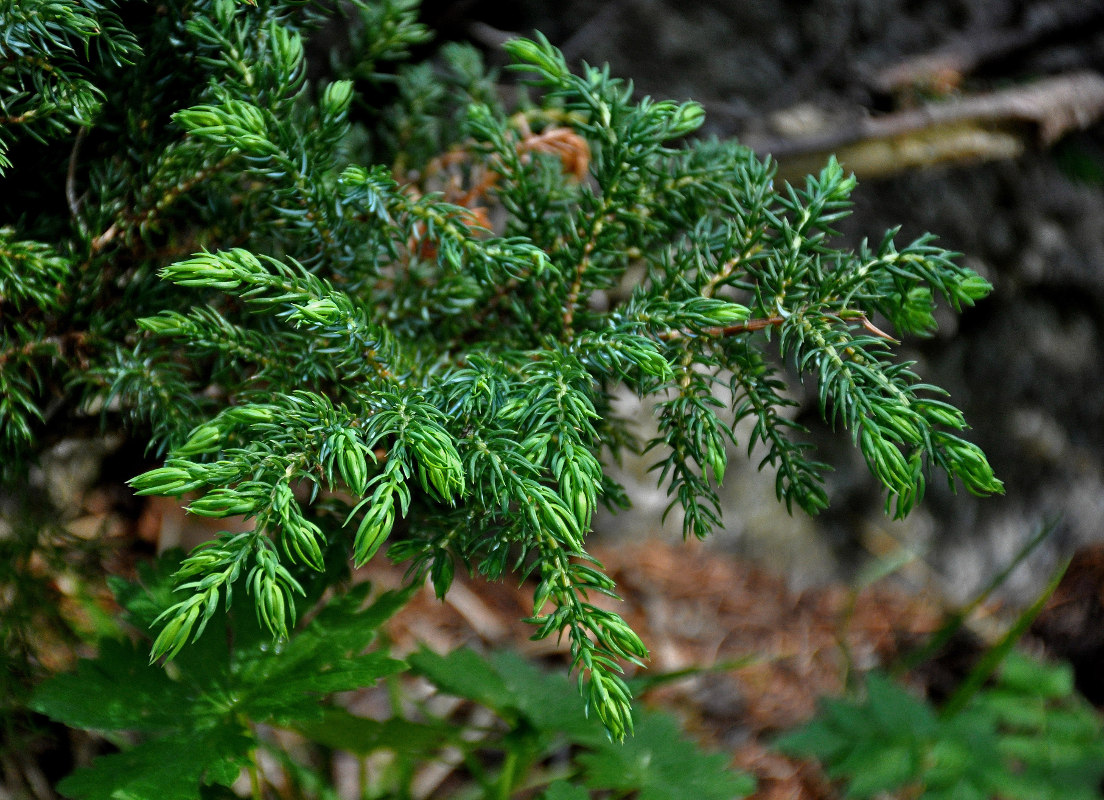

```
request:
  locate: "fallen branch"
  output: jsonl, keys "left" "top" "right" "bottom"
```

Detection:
{"left": 869, "top": 4, "right": 1104, "bottom": 95}
{"left": 747, "top": 71, "right": 1104, "bottom": 181}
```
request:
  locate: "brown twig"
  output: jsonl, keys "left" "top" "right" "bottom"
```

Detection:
{"left": 746, "top": 71, "right": 1104, "bottom": 181}
{"left": 657, "top": 311, "right": 899, "bottom": 344}
{"left": 561, "top": 222, "right": 602, "bottom": 340}
{"left": 0, "top": 110, "right": 38, "bottom": 126}
{"left": 855, "top": 314, "right": 898, "bottom": 343}
{"left": 89, "top": 221, "right": 119, "bottom": 253}
{"left": 0, "top": 331, "right": 91, "bottom": 367}
{"left": 869, "top": 4, "right": 1104, "bottom": 96}
{"left": 91, "top": 153, "right": 239, "bottom": 254}
{"left": 658, "top": 314, "right": 785, "bottom": 342}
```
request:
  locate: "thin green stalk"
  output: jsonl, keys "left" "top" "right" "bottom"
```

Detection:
{"left": 898, "top": 518, "right": 1059, "bottom": 675}
{"left": 941, "top": 555, "right": 1071, "bottom": 717}
{"left": 495, "top": 749, "right": 519, "bottom": 800}
{"left": 248, "top": 750, "right": 263, "bottom": 800}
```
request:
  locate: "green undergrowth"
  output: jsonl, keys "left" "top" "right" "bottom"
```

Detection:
{"left": 30, "top": 551, "right": 755, "bottom": 799}
{"left": 779, "top": 654, "right": 1104, "bottom": 800}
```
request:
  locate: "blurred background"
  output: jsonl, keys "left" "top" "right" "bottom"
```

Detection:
{"left": 413, "top": 0, "right": 1104, "bottom": 603}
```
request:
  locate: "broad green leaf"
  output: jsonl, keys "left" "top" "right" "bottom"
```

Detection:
{"left": 232, "top": 583, "right": 413, "bottom": 717}
{"left": 923, "top": 735, "right": 976, "bottom": 786}
{"left": 539, "top": 781, "right": 590, "bottom": 800}
{"left": 236, "top": 652, "right": 406, "bottom": 721}
{"left": 408, "top": 646, "right": 517, "bottom": 713}
{"left": 922, "top": 782, "right": 989, "bottom": 800}
{"left": 287, "top": 583, "right": 416, "bottom": 660}
{"left": 107, "top": 550, "right": 189, "bottom": 629}
{"left": 410, "top": 647, "right": 608, "bottom": 746}
{"left": 488, "top": 650, "right": 609, "bottom": 745}
{"left": 995, "top": 650, "right": 1073, "bottom": 698}
{"left": 773, "top": 719, "right": 848, "bottom": 762}
{"left": 294, "top": 708, "right": 458, "bottom": 756}
{"left": 777, "top": 656, "right": 1104, "bottom": 800}
{"left": 836, "top": 741, "right": 917, "bottom": 797}
{"left": 579, "top": 710, "right": 754, "bottom": 800}
{"left": 56, "top": 727, "right": 251, "bottom": 800}
{"left": 865, "top": 672, "right": 938, "bottom": 738}
{"left": 30, "top": 638, "right": 191, "bottom": 732}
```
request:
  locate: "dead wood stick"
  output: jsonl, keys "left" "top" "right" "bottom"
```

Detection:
{"left": 747, "top": 71, "right": 1104, "bottom": 181}
{"left": 870, "top": 3, "right": 1104, "bottom": 94}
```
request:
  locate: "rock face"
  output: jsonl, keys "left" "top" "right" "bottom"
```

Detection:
{"left": 425, "top": 0, "right": 1104, "bottom": 602}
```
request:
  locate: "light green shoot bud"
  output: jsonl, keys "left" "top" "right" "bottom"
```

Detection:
{"left": 321, "top": 80, "right": 354, "bottom": 118}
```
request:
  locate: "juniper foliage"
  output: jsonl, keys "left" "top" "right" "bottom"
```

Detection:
{"left": 1, "top": 0, "right": 1001, "bottom": 740}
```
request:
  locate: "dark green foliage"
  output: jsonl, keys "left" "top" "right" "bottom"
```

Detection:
{"left": 31, "top": 551, "right": 753, "bottom": 800}
{"left": 409, "top": 646, "right": 756, "bottom": 799}
{"left": 30, "top": 554, "right": 411, "bottom": 800}
{"left": 3, "top": 0, "right": 1003, "bottom": 747}
{"left": 778, "top": 653, "right": 1104, "bottom": 800}
{"left": 0, "top": 0, "right": 139, "bottom": 171}
{"left": 575, "top": 709, "right": 754, "bottom": 800}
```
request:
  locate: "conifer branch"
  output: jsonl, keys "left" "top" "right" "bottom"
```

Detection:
{"left": 2, "top": 0, "right": 1002, "bottom": 741}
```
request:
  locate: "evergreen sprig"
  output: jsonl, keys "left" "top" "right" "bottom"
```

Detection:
{"left": 2, "top": 0, "right": 1001, "bottom": 739}
{"left": 0, "top": 0, "right": 138, "bottom": 169}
